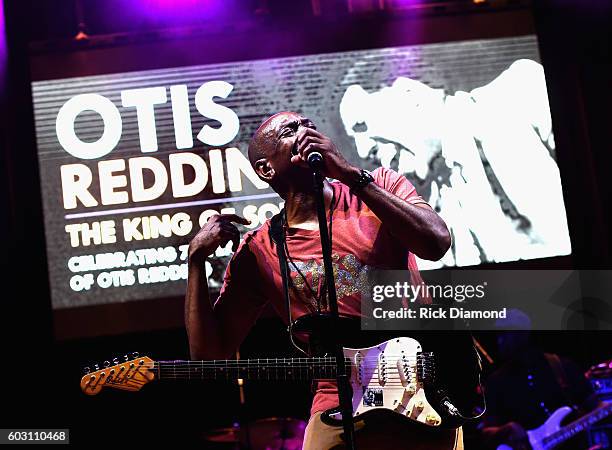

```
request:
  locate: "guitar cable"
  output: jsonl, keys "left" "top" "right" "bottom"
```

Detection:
{"left": 438, "top": 344, "right": 487, "bottom": 422}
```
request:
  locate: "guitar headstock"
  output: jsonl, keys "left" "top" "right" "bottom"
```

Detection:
{"left": 80, "top": 352, "right": 155, "bottom": 396}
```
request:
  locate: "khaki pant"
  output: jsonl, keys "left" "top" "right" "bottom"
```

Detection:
{"left": 303, "top": 411, "right": 464, "bottom": 450}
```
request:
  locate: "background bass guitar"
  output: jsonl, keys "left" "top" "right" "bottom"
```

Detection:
{"left": 497, "top": 402, "right": 612, "bottom": 450}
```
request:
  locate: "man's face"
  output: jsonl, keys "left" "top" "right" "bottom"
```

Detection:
{"left": 256, "top": 111, "right": 317, "bottom": 189}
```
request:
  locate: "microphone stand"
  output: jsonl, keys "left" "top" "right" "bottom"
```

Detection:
{"left": 311, "top": 161, "right": 356, "bottom": 450}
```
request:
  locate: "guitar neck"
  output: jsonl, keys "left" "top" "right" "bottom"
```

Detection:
{"left": 154, "top": 357, "right": 349, "bottom": 381}
{"left": 545, "top": 402, "right": 612, "bottom": 448}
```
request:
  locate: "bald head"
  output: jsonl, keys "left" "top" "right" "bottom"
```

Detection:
{"left": 247, "top": 111, "right": 303, "bottom": 167}
{"left": 247, "top": 111, "right": 318, "bottom": 194}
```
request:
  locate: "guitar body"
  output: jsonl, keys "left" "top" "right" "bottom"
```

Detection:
{"left": 292, "top": 313, "right": 484, "bottom": 429}
{"left": 325, "top": 337, "right": 443, "bottom": 427}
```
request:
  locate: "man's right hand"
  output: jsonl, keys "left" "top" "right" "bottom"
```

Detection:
{"left": 188, "top": 214, "right": 250, "bottom": 263}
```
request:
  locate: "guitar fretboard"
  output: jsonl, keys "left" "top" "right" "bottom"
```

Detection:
{"left": 154, "top": 357, "right": 351, "bottom": 381}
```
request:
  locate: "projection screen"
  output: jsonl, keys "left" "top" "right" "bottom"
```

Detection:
{"left": 31, "top": 34, "right": 571, "bottom": 309}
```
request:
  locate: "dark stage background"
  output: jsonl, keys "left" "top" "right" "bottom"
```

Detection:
{"left": 1, "top": 0, "right": 611, "bottom": 447}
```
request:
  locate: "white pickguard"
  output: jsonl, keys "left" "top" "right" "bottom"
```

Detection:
{"left": 328, "top": 337, "right": 442, "bottom": 427}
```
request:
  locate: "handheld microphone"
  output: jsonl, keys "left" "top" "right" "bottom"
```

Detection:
{"left": 307, "top": 151, "right": 323, "bottom": 170}
{"left": 292, "top": 140, "right": 323, "bottom": 170}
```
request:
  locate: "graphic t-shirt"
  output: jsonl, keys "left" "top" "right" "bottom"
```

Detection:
{"left": 214, "top": 167, "right": 429, "bottom": 415}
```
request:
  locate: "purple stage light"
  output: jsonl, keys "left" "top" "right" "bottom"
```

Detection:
{"left": 121, "top": 0, "right": 238, "bottom": 29}
{"left": 0, "top": 0, "right": 6, "bottom": 86}
{"left": 146, "top": 0, "right": 211, "bottom": 10}
{"left": 385, "top": 0, "right": 421, "bottom": 10}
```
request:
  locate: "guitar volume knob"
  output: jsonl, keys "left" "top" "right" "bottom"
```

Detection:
{"left": 426, "top": 414, "right": 440, "bottom": 425}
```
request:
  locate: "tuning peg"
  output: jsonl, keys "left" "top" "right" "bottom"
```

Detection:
{"left": 123, "top": 354, "right": 129, "bottom": 362}
{"left": 131, "top": 352, "right": 139, "bottom": 358}
{"left": 112, "top": 357, "right": 119, "bottom": 365}
{"left": 94, "top": 363, "right": 100, "bottom": 371}
{"left": 83, "top": 366, "right": 91, "bottom": 375}
{"left": 103, "top": 360, "right": 111, "bottom": 368}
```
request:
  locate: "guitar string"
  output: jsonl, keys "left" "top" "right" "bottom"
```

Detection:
{"left": 85, "top": 356, "right": 435, "bottom": 378}
{"left": 151, "top": 355, "right": 433, "bottom": 363}
{"left": 150, "top": 371, "right": 422, "bottom": 376}
{"left": 86, "top": 368, "right": 417, "bottom": 376}
{"left": 90, "top": 381, "right": 415, "bottom": 386}
{"left": 153, "top": 368, "right": 424, "bottom": 372}
{"left": 86, "top": 377, "right": 414, "bottom": 388}
{"left": 151, "top": 367, "right": 427, "bottom": 370}
{"left": 86, "top": 358, "right": 433, "bottom": 375}
{"left": 87, "top": 362, "right": 428, "bottom": 372}
{"left": 88, "top": 355, "right": 432, "bottom": 368}
{"left": 89, "top": 363, "right": 430, "bottom": 373}
{"left": 91, "top": 377, "right": 412, "bottom": 381}
{"left": 152, "top": 357, "right": 428, "bottom": 364}
{"left": 151, "top": 358, "right": 433, "bottom": 369}
{"left": 88, "top": 369, "right": 426, "bottom": 381}
{"left": 150, "top": 368, "right": 427, "bottom": 374}
{"left": 148, "top": 372, "right": 416, "bottom": 376}
{"left": 151, "top": 370, "right": 424, "bottom": 378}
{"left": 86, "top": 365, "right": 426, "bottom": 374}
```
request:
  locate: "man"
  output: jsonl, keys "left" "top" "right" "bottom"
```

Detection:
{"left": 185, "top": 111, "right": 456, "bottom": 449}
{"left": 480, "top": 329, "right": 601, "bottom": 449}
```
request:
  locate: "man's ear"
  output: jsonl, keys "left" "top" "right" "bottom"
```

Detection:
{"left": 255, "top": 159, "right": 275, "bottom": 182}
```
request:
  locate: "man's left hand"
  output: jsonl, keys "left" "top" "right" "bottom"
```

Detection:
{"left": 292, "top": 128, "right": 358, "bottom": 183}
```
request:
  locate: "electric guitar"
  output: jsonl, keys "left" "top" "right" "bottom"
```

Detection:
{"left": 81, "top": 335, "right": 483, "bottom": 429}
{"left": 497, "top": 402, "right": 612, "bottom": 450}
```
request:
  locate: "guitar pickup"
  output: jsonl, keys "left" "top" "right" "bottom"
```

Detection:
{"left": 378, "top": 353, "right": 387, "bottom": 385}
{"left": 397, "top": 354, "right": 416, "bottom": 388}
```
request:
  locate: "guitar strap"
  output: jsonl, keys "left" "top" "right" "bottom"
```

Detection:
{"left": 269, "top": 209, "right": 293, "bottom": 326}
